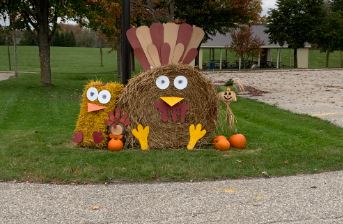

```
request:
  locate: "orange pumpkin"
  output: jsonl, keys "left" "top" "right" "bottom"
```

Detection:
{"left": 228, "top": 134, "right": 247, "bottom": 149}
{"left": 213, "top": 136, "right": 230, "bottom": 151}
{"left": 212, "top": 135, "right": 227, "bottom": 143}
{"left": 108, "top": 138, "right": 124, "bottom": 151}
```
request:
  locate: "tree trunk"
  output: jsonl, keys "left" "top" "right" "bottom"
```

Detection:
{"left": 12, "top": 31, "right": 18, "bottom": 77}
{"left": 325, "top": 50, "right": 330, "bottom": 68}
{"left": 239, "top": 57, "right": 242, "bottom": 70}
{"left": 37, "top": 0, "right": 52, "bottom": 86}
{"left": 100, "top": 47, "right": 104, "bottom": 67}
{"left": 340, "top": 51, "right": 343, "bottom": 68}
{"left": 293, "top": 48, "right": 297, "bottom": 68}
{"left": 289, "top": 49, "right": 291, "bottom": 68}
{"left": 7, "top": 37, "right": 11, "bottom": 70}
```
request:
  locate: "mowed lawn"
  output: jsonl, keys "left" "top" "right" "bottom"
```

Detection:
{"left": 0, "top": 46, "right": 342, "bottom": 183}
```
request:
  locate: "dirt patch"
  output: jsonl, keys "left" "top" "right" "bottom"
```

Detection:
{"left": 324, "top": 85, "right": 343, "bottom": 89}
{"left": 243, "top": 85, "right": 269, "bottom": 96}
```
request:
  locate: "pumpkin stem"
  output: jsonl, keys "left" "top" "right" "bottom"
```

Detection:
{"left": 109, "top": 134, "right": 123, "bottom": 140}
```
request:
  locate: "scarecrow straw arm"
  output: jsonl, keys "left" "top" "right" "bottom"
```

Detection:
{"left": 226, "top": 103, "right": 235, "bottom": 133}
{"left": 187, "top": 124, "right": 206, "bottom": 150}
{"left": 132, "top": 124, "right": 150, "bottom": 151}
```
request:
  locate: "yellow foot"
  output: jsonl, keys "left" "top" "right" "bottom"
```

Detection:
{"left": 132, "top": 124, "right": 150, "bottom": 151}
{"left": 187, "top": 123, "right": 206, "bottom": 150}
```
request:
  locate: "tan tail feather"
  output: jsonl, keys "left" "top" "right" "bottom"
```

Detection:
{"left": 136, "top": 26, "right": 154, "bottom": 67}
{"left": 171, "top": 43, "right": 184, "bottom": 64}
{"left": 163, "top": 23, "right": 179, "bottom": 64}
{"left": 183, "top": 26, "right": 205, "bottom": 61}
{"left": 147, "top": 44, "right": 161, "bottom": 67}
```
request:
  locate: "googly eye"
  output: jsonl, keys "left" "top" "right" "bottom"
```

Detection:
{"left": 98, "top": 90, "right": 111, "bottom": 104}
{"left": 173, "top": 76, "right": 188, "bottom": 90}
{"left": 86, "top": 87, "right": 98, "bottom": 101}
{"left": 156, "top": 75, "right": 170, "bottom": 90}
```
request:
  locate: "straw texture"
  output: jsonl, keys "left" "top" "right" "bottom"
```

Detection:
{"left": 117, "top": 64, "right": 218, "bottom": 149}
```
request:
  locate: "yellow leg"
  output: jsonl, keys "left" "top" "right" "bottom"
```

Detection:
{"left": 187, "top": 123, "right": 206, "bottom": 150}
{"left": 132, "top": 124, "right": 150, "bottom": 151}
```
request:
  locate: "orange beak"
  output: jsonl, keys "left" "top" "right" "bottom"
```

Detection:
{"left": 87, "top": 102, "right": 106, "bottom": 112}
{"left": 160, "top": 96, "right": 184, "bottom": 107}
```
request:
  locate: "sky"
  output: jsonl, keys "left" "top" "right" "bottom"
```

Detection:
{"left": 262, "top": 0, "right": 277, "bottom": 15}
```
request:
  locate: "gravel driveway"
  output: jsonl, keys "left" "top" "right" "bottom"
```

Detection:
{"left": 208, "top": 69, "right": 343, "bottom": 127}
{"left": 1, "top": 171, "right": 343, "bottom": 224}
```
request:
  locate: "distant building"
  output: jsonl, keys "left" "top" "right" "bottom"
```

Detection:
{"left": 199, "top": 25, "right": 311, "bottom": 69}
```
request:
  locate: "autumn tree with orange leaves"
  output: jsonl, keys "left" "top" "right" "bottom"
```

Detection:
{"left": 81, "top": 0, "right": 121, "bottom": 45}
{"left": 231, "top": 25, "right": 264, "bottom": 69}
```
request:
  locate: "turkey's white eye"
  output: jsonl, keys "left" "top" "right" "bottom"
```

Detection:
{"left": 174, "top": 76, "right": 188, "bottom": 90}
{"left": 98, "top": 90, "right": 111, "bottom": 104}
{"left": 156, "top": 75, "right": 170, "bottom": 90}
{"left": 86, "top": 87, "right": 98, "bottom": 101}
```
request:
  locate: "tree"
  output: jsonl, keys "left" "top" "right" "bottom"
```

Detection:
{"left": 313, "top": 1, "right": 343, "bottom": 67}
{"left": 0, "top": 0, "right": 85, "bottom": 86}
{"left": 80, "top": 0, "right": 121, "bottom": 45}
{"left": 52, "top": 31, "right": 62, "bottom": 46}
{"left": 130, "top": 0, "right": 262, "bottom": 38}
{"left": 78, "top": 0, "right": 121, "bottom": 74}
{"left": 64, "top": 31, "right": 76, "bottom": 47}
{"left": 0, "top": 26, "right": 8, "bottom": 45}
{"left": 231, "top": 25, "right": 264, "bottom": 69}
{"left": 332, "top": 0, "right": 343, "bottom": 12}
{"left": 333, "top": 0, "right": 343, "bottom": 67}
{"left": 0, "top": 28, "right": 8, "bottom": 45}
{"left": 266, "top": 0, "right": 325, "bottom": 68}
{"left": 20, "top": 30, "right": 37, "bottom": 45}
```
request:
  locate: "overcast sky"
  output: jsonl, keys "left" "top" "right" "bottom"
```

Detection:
{"left": 262, "top": 0, "right": 277, "bottom": 15}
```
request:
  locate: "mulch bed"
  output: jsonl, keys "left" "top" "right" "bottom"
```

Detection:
{"left": 243, "top": 85, "right": 269, "bottom": 96}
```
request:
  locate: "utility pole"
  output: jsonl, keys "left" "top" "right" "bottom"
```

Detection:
{"left": 120, "top": 0, "right": 131, "bottom": 84}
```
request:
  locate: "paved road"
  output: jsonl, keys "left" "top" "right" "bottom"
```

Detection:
{"left": 1, "top": 171, "right": 343, "bottom": 224}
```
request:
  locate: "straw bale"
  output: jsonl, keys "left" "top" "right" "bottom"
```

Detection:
{"left": 117, "top": 64, "right": 218, "bottom": 149}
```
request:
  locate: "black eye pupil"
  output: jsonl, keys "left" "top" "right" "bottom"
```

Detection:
{"left": 178, "top": 80, "right": 183, "bottom": 84}
{"left": 161, "top": 80, "right": 165, "bottom": 84}
{"left": 102, "top": 95, "right": 106, "bottom": 99}
{"left": 90, "top": 92, "right": 94, "bottom": 96}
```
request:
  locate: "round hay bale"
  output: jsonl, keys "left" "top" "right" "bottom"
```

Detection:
{"left": 117, "top": 64, "right": 218, "bottom": 149}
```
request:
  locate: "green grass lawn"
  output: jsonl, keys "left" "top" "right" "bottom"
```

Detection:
{"left": 0, "top": 46, "right": 342, "bottom": 183}
{"left": 201, "top": 48, "right": 343, "bottom": 69}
